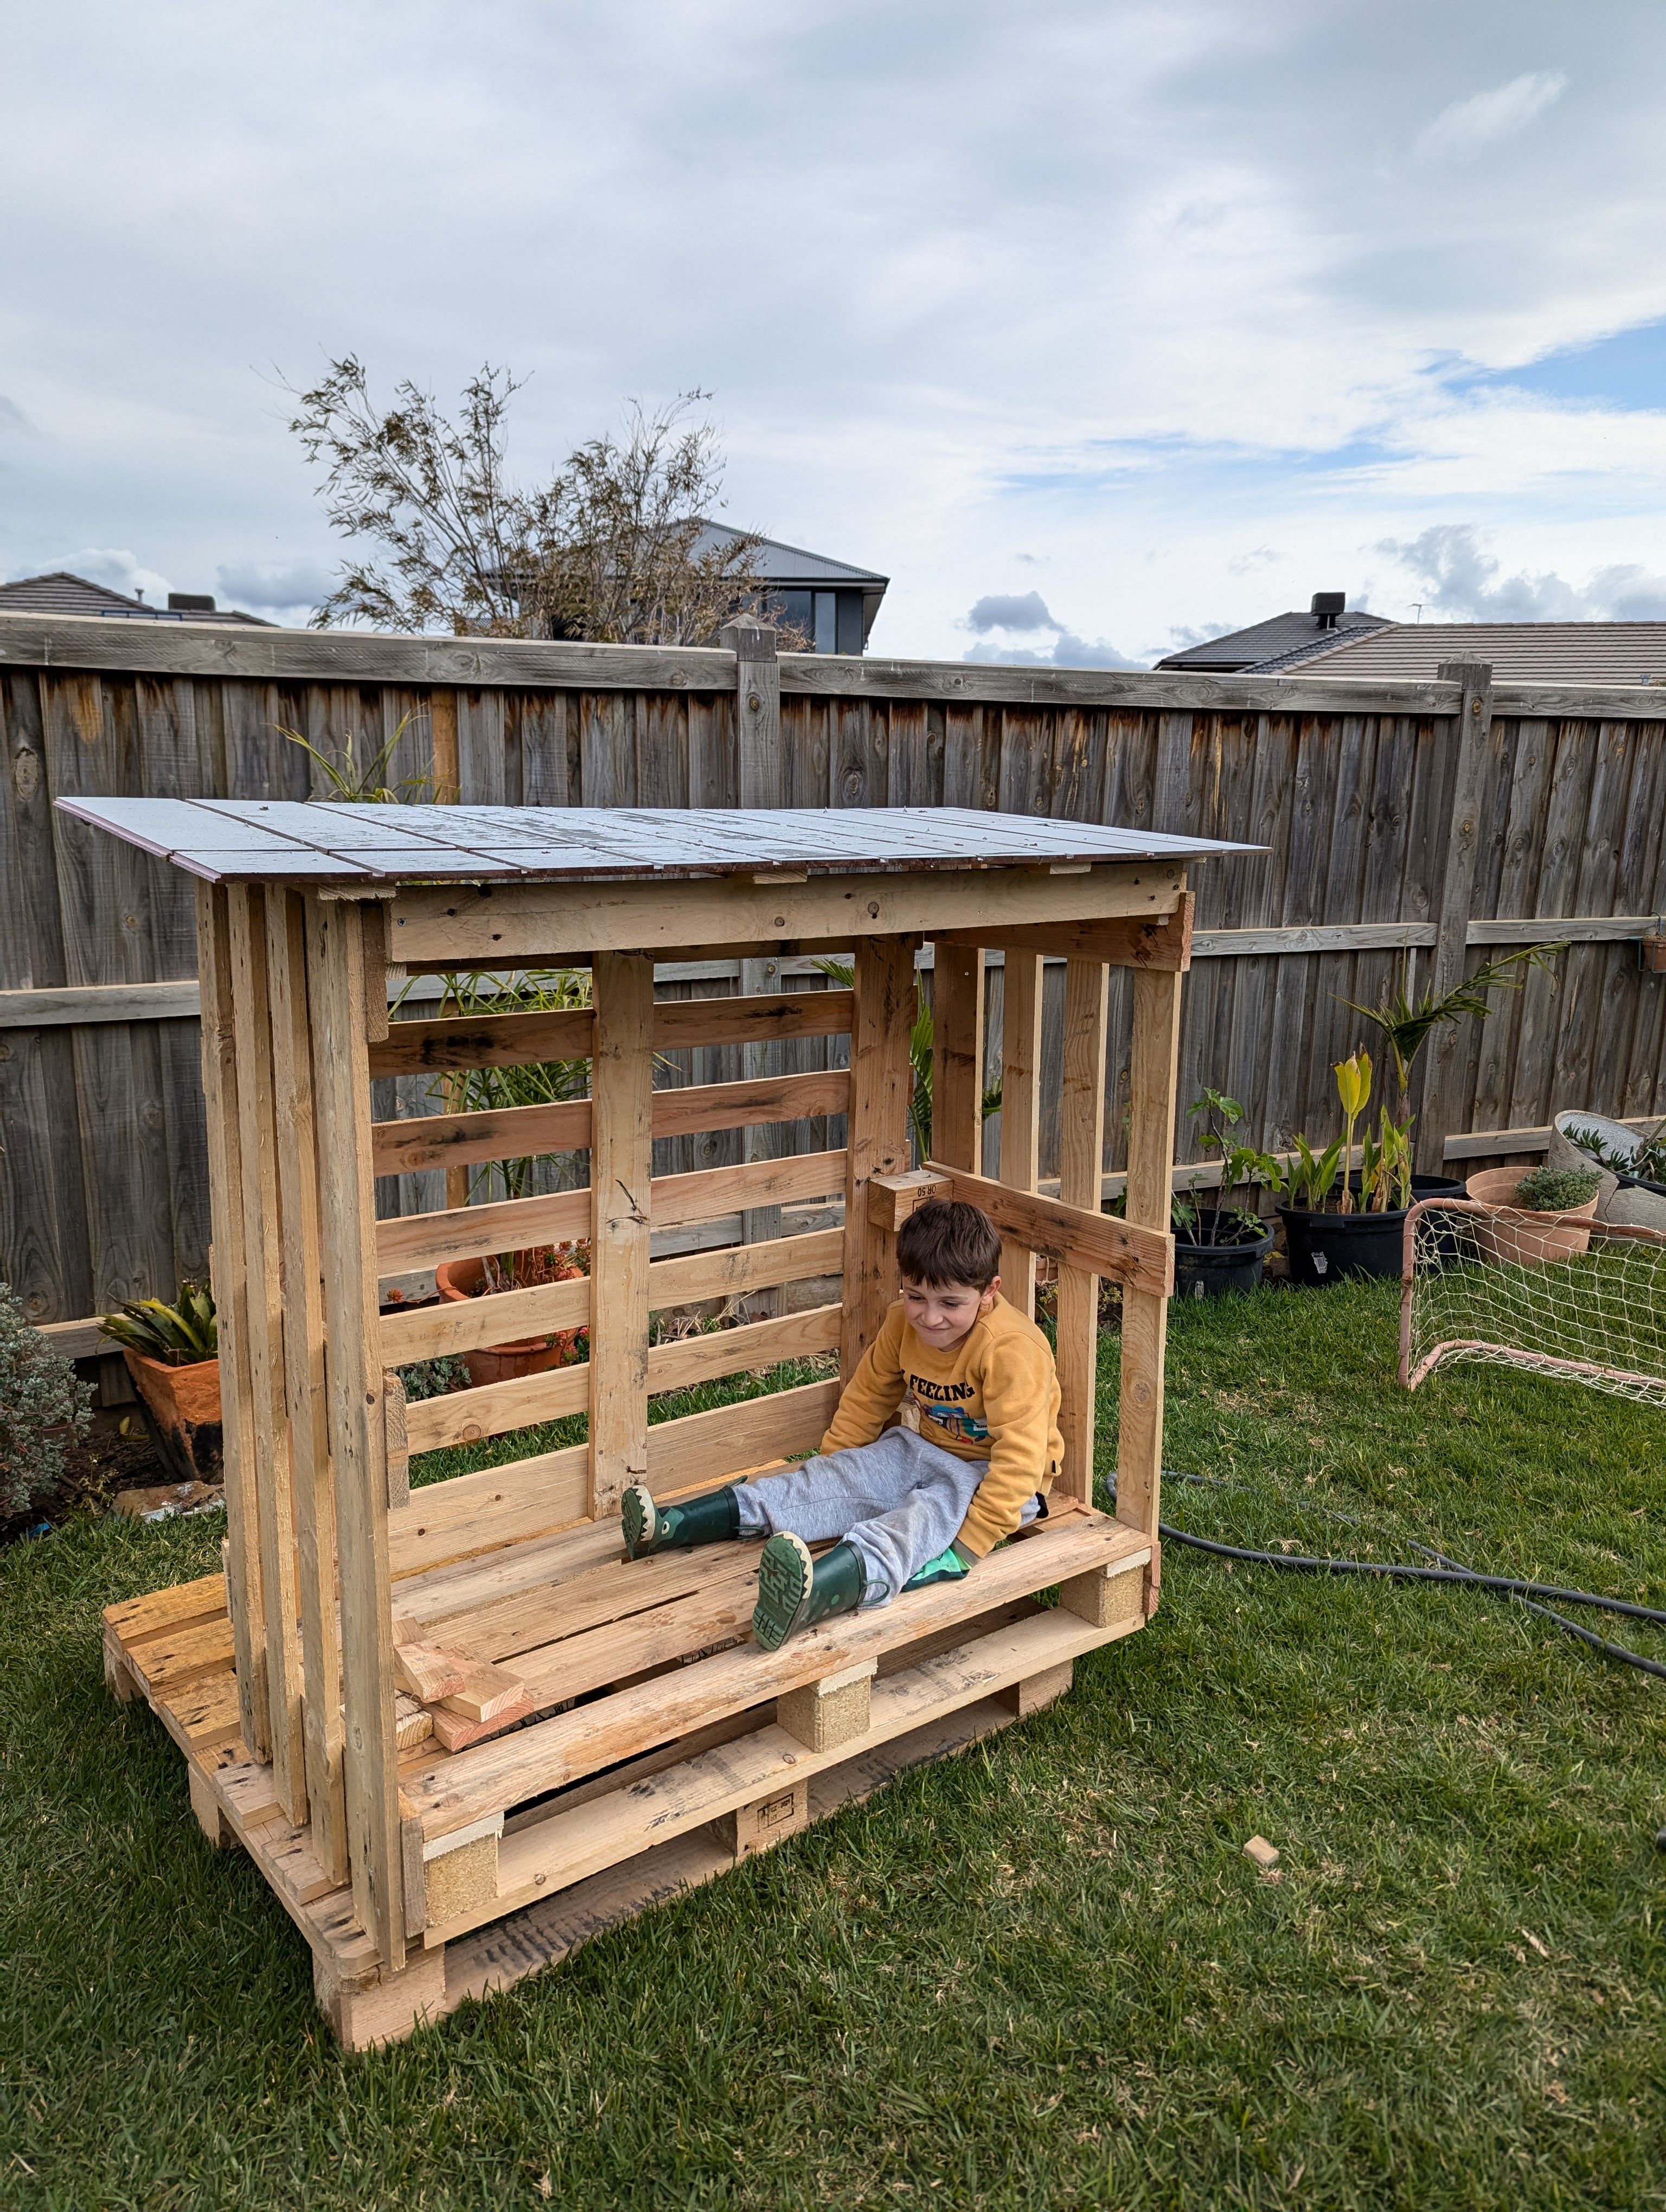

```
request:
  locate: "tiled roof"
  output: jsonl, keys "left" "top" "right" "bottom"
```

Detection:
{"left": 1156, "top": 607, "right": 1390, "bottom": 671}
{"left": 0, "top": 572, "right": 271, "bottom": 625}
{"left": 1268, "top": 622, "right": 1666, "bottom": 683}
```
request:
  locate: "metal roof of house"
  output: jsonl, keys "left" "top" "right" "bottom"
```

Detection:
{"left": 1258, "top": 620, "right": 1666, "bottom": 683}
{"left": 55, "top": 797, "right": 1257, "bottom": 886}
{"left": 693, "top": 524, "right": 888, "bottom": 590}
{"left": 1156, "top": 606, "right": 1391, "bottom": 671}
{"left": 0, "top": 571, "right": 271, "bottom": 625}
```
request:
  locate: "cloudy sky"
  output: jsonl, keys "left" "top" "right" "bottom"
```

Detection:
{"left": 6, "top": 1, "right": 1666, "bottom": 665}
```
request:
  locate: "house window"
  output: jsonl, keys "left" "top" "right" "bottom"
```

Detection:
{"left": 813, "top": 593, "right": 838, "bottom": 653}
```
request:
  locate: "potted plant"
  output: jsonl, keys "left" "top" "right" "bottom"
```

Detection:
{"left": 1341, "top": 941, "right": 1565, "bottom": 1201}
{"left": 1464, "top": 1163, "right": 1601, "bottom": 1266}
{"left": 1170, "top": 1089, "right": 1282, "bottom": 1299}
{"left": 1278, "top": 1053, "right": 1420, "bottom": 1285}
{"left": 434, "top": 1240, "right": 592, "bottom": 1387}
{"left": 97, "top": 1283, "right": 222, "bottom": 1480}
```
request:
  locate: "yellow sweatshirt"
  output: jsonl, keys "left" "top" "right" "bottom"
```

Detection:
{"left": 820, "top": 1295, "right": 1063, "bottom": 1558}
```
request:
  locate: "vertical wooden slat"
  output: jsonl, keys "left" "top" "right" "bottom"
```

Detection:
{"left": 428, "top": 690, "right": 460, "bottom": 805}
{"left": 932, "top": 943, "right": 985, "bottom": 1174}
{"left": 266, "top": 886, "right": 347, "bottom": 1885}
{"left": 842, "top": 935, "right": 917, "bottom": 1380}
{"left": 1118, "top": 964, "right": 1183, "bottom": 1558}
{"left": 306, "top": 897, "right": 405, "bottom": 1971}
{"left": 740, "top": 955, "right": 785, "bottom": 1314}
{"left": 1417, "top": 661, "right": 1493, "bottom": 1169}
{"left": 195, "top": 880, "right": 270, "bottom": 1760}
{"left": 1056, "top": 960, "right": 1110, "bottom": 1506}
{"left": 226, "top": 885, "right": 307, "bottom": 1822}
{"left": 997, "top": 951, "right": 1044, "bottom": 1318}
{"left": 722, "top": 621, "right": 782, "bottom": 808}
{"left": 589, "top": 951, "right": 655, "bottom": 1516}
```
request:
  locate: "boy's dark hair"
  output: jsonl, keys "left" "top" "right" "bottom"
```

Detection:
{"left": 896, "top": 1200, "right": 1001, "bottom": 1291}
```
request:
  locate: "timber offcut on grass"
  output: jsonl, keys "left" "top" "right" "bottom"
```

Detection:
{"left": 74, "top": 795, "right": 1252, "bottom": 2046}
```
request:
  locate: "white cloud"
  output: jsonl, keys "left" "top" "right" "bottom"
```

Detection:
{"left": 216, "top": 558, "right": 336, "bottom": 615}
{"left": 960, "top": 588, "right": 1145, "bottom": 667}
{"left": 8, "top": 546, "right": 170, "bottom": 601}
{"left": 1411, "top": 70, "right": 1567, "bottom": 163}
{"left": 1379, "top": 523, "right": 1666, "bottom": 620}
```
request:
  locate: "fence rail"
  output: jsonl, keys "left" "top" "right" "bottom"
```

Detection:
{"left": 3, "top": 611, "right": 1664, "bottom": 1357}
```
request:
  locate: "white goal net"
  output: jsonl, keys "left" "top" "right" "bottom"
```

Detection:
{"left": 1400, "top": 1200, "right": 1666, "bottom": 1406}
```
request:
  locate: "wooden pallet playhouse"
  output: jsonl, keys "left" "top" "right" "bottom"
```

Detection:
{"left": 73, "top": 796, "right": 1246, "bottom": 2047}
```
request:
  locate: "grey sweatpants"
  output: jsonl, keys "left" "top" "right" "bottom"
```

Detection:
{"left": 733, "top": 1427, "right": 1040, "bottom": 1606}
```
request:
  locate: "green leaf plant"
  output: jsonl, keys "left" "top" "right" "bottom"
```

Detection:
{"left": 1179, "top": 1088, "right": 1286, "bottom": 1246}
{"left": 98, "top": 1281, "right": 218, "bottom": 1367}
{"left": 279, "top": 711, "right": 434, "bottom": 803}
{"left": 1342, "top": 941, "right": 1566, "bottom": 1114}
{"left": 816, "top": 959, "right": 1001, "bottom": 1165}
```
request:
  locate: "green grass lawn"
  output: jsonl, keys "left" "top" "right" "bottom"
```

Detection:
{"left": 3, "top": 1280, "right": 1664, "bottom": 2210}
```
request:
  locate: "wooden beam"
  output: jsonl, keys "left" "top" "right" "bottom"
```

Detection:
{"left": 937, "top": 898, "right": 1193, "bottom": 972}
{"left": 306, "top": 896, "right": 406, "bottom": 1972}
{"left": 842, "top": 937, "right": 919, "bottom": 1379}
{"left": 227, "top": 884, "right": 303, "bottom": 1824}
{"left": 1117, "top": 967, "right": 1184, "bottom": 1567}
{"left": 924, "top": 1162, "right": 1171, "bottom": 1301}
{"left": 931, "top": 943, "right": 985, "bottom": 1174}
{"left": 193, "top": 882, "right": 270, "bottom": 1763}
{"left": 266, "top": 885, "right": 348, "bottom": 1884}
{"left": 722, "top": 620, "right": 782, "bottom": 808}
{"left": 648, "top": 1066, "right": 850, "bottom": 1142}
{"left": 642, "top": 1302, "right": 840, "bottom": 1398}
{"left": 998, "top": 951, "right": 1044, "bottom": 1318}
{"left": 1055, "top": 960, "right": 1110, "bottom": 1507}
{"left": 1417, "top": 660, "right": 1494, "bottom": 1173}
{"left": 588, "top": 951, "right": 656, "bottom": 1517}
{"left": 403, "top": 1360, "right": 590, "bottom": 1455}
{"left": 428, "top": 689, "right": 460, "bottom": 806}
{"left": 388, "top": 865, "right": 1187, "bottom": 965}
{"left": 367, "top": 1006, "right": 594, "bottom": 1079}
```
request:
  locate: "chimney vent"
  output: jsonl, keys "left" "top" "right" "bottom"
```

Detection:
{"left": 168, "top": 593, "right": 215, "bottom": 613}
{"left": 1311, "top": 591, "right": 1345, "bottom": 629}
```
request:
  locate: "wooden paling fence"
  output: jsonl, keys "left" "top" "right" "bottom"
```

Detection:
{"left": 2, "top": 613, "right": 1664, "bottom": 1383}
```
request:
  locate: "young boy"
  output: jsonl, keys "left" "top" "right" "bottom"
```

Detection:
{"left": 620, "top": 1199, "right": 1063, "bottom": 1651}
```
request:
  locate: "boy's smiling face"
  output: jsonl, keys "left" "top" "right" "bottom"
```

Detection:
{"left": 900, "top": 1273, "right": 999, "bottom": 1353}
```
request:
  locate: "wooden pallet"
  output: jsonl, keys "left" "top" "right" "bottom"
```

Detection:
{"left": 104, "top": 1501, "right": 1154, "bottom": 2048}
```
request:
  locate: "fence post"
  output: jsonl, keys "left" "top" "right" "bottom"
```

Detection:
{"left": 720, "top": 620, "right": 781, "bottom": 809}
{"left": 1415, "top": 661, "right": 1494, "bottom": 1174}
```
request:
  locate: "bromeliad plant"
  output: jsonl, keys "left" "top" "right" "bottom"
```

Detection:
{"left": 98, "top": 1281, "right": 218, "bottom": 1367}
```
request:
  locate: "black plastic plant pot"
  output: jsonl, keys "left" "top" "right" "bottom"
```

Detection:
{"left": 1277, "top": 1202, "right": 1407, "bottom": 1286}
{"left": 1172, "top": 1211, "right": 1273, "bottom": 1300}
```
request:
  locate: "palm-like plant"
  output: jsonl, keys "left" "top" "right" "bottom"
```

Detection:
{"left": 1342, "top": 942, "right": 1565, "bottom": 1111}
{"left": 815, "top": 960, "right": 1000, "bottom": 1163}
{"left": 279, "top": 712, "right": 433, "bottom": 803}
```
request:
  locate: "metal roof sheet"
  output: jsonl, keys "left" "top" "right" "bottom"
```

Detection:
{"left": 54, "top": 798, "right": 1258, "bottom": 886}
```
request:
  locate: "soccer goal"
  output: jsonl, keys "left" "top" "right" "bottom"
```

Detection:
{"left": 1400, "top": 1199, "right": 1666, "bottom": 1406}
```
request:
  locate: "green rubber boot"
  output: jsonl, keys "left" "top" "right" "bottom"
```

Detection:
{"left": 752, "top": 1535, "right": 866, "bottom": 1651}
{"left": 621, "top": 1482, "right": 740, "bottom": 1560}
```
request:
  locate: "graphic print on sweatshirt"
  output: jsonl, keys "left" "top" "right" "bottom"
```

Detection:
{"left": 921, "top": 1399, "right": 990, "bottom": 1447}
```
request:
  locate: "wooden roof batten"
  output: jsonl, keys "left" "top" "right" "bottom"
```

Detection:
{"left": 53, "top": 798, "right": 1259, "bottom": 889}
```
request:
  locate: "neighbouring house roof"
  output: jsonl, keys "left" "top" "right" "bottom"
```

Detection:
{"left": 0, "top": 571, "right": 271, "bottom": 625}
{"left": 1253, "top": 620, "right": 1666, "bottom": 684}
{"left": 693, "top": 523, "right": 888, "bottom": 591}
{"left": 1156, "top": 603, "right": 1392, "bottom": 671}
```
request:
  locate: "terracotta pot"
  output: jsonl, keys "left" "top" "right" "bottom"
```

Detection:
{"left": 121, "top": 1348, "right": 223, "bottom": 1481}
{"left": 434, "top": 1249, "right": 587, "bottom": 1388}
{"left": 1464, "top": 1167, "right": 1599, "bottom": 1265}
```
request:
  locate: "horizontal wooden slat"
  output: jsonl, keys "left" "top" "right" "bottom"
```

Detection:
{"left": 375, "top": 1188, "right": 592, "bottom": 1277}
{"left": 369, "top": 1067, "right": 851, "bottom": 1179}
{"left": 386, "top": 1377, "right": 840, "bottom": 1580}
{"left": 388, "top": 865, "right": 1188, "bottom": 963}
{"left": 936, "top": 900, "right": 1193, "bottom": 971}
{"left": 371, "top": 1100, "right": 592, "bottom": 1179}
{"left": 652, "top": 990, "right": 853, "bottom": 1051}
{"left": 374, "top": 1151, "right": 848, "bottom": 1278}
{"left": 925, "top": 1161, "right": 1174, "bottom": 1298}
{"left": 401, "top": 1302, "right": 838, "bottom": 1458}
{"left": 1191, "top": 921, "right": 1438, "bottom": 957}
{"left": 646, "top": 1225, "right": 844, "bottom": 1310}
{"left": 0, "top": 979, "right": 202, "bottom": 1027}
{"left": 403, "top": 1359, "right": 590, "bottom": 1454}
{"left": 645, "top": 1303, "right": 841, "bottom": 1397}
{"left": 381, "top": 1272, "right": 591, "bottom": 1366}
{"left": 649, "top": 1149, "right": 849, "bottom": 1230}
{"left": 1464, "top": 915, "right": 1661, "bottom": 946}
{"left": 368, "top": 1007, "right": 594, "bottom": 1079}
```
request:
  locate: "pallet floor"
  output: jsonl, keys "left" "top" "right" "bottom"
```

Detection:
{"left": 104, "top": 1496, "right": 1152, "bottom": 2046}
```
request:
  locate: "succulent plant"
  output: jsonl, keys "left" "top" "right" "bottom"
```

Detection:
{"left": 98, "top": 1282, "right": 218, "bottom": 1367}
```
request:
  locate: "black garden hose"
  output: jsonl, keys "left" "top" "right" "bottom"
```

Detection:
{"left": 1144, "top": 1471, "right": 1666, "bottom": 1683}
